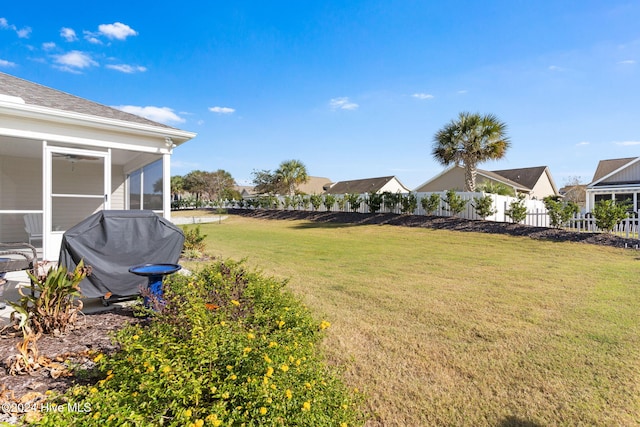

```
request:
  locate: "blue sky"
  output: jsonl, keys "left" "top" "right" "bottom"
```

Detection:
{"left": 1, "top": 1, "right": 640, "bottom": 189}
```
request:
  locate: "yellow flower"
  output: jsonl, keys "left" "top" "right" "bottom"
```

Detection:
{"left": 93, "top": 353, "right": 103, "bottom": 363}
{"left": 285, "top": 389, "right": 292, "bottom": 399}
{"left": 341, "top": 423, "right": 348, "bottom": 427}
{"left": 184, "top": 409, "right": 192, "bottom": 418}
{"left": 280, "top": 364, "right": 289, "bottom": 372}
{"left": 247, "top": 332, "right": 255, "bottom": 340}
{"left": 304, "top": 382, "right": 312, "bottom": 389}
{"left": 194, "top": 420, "right": 204, "bottom": 427}
{"left": 132, "top": 334, "right": 139, "bottom": 340}
{"left": 263, "top": 354, "right": 272, "bottom": 363}
{"left": 92, "top": 412, "right": 101, "bottom": 419}
{"left": 221, "top": 392, "right": 230, "bottom": 399}
{"left": 243, "top": 347, "right": 252, "bottom": 354}
{"left": 220, "top": 321, "right": 226, "bottom": 326}
{"left": 277, "top": 320, "right": 285, "bottom": 328}
{"left": 266, "top": 366, "right": 274, "bottom": 377}
{"left": 231, "top": 299, "right": 240, "bottom": 306}
{"left": 259, "top": 407, "right": 267, "bottom": 415}
{"left": 89, "top": 387, "right": 98, "bottom": 394}
{"left": 230, "top": 374, "right": 237, "bottom": 380}
{"left": 302, "top": 401, "right": 311, "bottom": 411}
{"left": 320, "top": 320, "right": 331, "bottom": 330}
{"left": 147, "top": 366, "right": 155, "bottom": 373}
{"left": 226, "top": 365, "right": 233, "bottom": 371}
{"left": 268, "top": 341, "right": 278, "bottom": 348}
{"left": 162, "top": 365, "right": 172, "bottom": 374}
{"left": 210, "top": 386, "right": 217, "bottom": 393}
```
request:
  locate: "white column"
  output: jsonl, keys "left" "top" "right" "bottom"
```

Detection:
{"left": 162, "top": 152, "right": 171, "bottom": 221}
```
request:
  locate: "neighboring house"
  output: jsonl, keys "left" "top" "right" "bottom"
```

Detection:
{"left": 414, "top": 165, "right": 560, "bottom": 200}
{"left": 297, "top": 176, "right": 332, "bottom": 195}
{"left": 0, "top": 72, "right": 196, "bottom": 260}
{"left": 324, "top": 176, "right": 410, "bottom": 195}
{"left": 559, "top": 184, "right": 587, "bottom": 209}
{"left": 585, "top": 157, "right": 640, "bottom": 212}
{"left": 234, "top": 185, "right": 257, "bottom": 199}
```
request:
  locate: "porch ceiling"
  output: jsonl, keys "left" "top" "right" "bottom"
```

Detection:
{"left": 0, "top": 134, "right": 147, "bottom": 166}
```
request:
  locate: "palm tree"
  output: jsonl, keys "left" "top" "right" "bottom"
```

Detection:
{"left": 432, "top": 112, "right": 510, "bottom": 191}
{"left": 276, "top": 159, "right": 309, "bottom": 196}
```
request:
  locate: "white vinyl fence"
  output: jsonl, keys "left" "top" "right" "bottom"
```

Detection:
{"left": 200, "top": 191, "right": 638, "bottom": 238}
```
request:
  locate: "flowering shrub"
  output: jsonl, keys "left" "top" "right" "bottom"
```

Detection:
{"left": 37, "top": 260, "right": 362, "bottom": 426}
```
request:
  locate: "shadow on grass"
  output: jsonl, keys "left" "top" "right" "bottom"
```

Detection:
{"left": 497, "top": 416, "right": 543, "bottom": 427}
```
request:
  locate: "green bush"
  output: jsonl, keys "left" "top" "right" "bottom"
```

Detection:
{"left": 543, "top": 196, "right": 579, "bottom": 229}
{"left": 366, "top": 193, "right": 384, "bottom": 214}
{"left": 400, "top": 193, "right": 417, "bottom": 214}
{"left": 37, "top": 260, "right": 362, "bottom": 427}
{"left": 345, "top": 193, "right": 362, "bottom": 212}
{"left": 183, "top": 225, "right": 207, "bottom": 255}
{"left": 323, "top": 194, "right": 336, "bottom": 212}
{"left": 442, "top": 189, "right": 467, "bottom": 217}
{"left": 472, "top": 194, "right": 496, "bottom": 219}
{"left": 382, "top": 192, "right": 401, "bottom": 214}
{"left": 420, "top": 193, "right": 441, "bottom": 215}
{"left": 592, "top": 199, "right": 630, "bottom": 232}
{"left": 309, "top": 194, "right": 323, "bottom": 211}
{"left": 505, "top": 195, "right": 527, "bottom": 223}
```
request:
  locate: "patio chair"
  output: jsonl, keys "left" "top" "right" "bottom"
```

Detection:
{"left": 0, "top": 243, "right": 38, "bottom": 307}
{"left": 23, "top": 213, "right": 43, "bottom": 245}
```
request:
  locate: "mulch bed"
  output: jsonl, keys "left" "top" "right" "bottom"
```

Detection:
{"left": 229, "top": 208, "right": 640, "bottom": 248}
{"left": 1, "top": 210, "right": 637, "bottom": 421}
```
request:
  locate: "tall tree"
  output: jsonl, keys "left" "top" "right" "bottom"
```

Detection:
{"left": 206, "top": 169, "right": 236, "bottom": 201}
{"left": 182, "top": 170, "right": 208, "bottom": 201}
{"left": 252, "top": 169, "right": 281, "bottom": 195}
{"left": 432, "top": 112, "right": 510, "bottom": 191}
{"left": 275, "top": 159, "right": 309, "bottom": 196}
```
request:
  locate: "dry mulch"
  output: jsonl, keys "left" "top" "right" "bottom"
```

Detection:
{"left": 1, "top": 210, "right": 637, "bottom": 421}
{"left": 0, "top": 307, "right": 140, "bottom": 422}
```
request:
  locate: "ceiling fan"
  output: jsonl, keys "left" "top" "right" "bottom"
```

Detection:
{"left": 52, "top": 153, "right": 101, "bottom": 162}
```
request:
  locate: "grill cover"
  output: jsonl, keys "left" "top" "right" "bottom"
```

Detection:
{"left": 58, "top": 210, "right": 184, "bottom": 298}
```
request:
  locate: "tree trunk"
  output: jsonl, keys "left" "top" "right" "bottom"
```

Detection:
{"left": 464, "top": 165, "right": 477, "bottom": 192}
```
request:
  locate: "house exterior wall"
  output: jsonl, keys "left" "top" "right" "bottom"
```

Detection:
{"left": 415, "top": 168, "right": 466, "bottom": 192}
{"left": 529, "top": 175, "right": 556, "bottom": 200}
{"left": 600, "top": 161, "right": 640, "bottom": 184}
{"left": 586, "top": 161, "right": 640, "bottom": 211}
{"left": 378, "top": 178, "right": 410, "bottom": 193}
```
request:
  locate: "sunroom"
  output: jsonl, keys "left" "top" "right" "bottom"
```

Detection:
{"left": 0, "top": 73, "right": 195, "bottom": 261}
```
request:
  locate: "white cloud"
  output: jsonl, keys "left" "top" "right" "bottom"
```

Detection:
{"left": 98, "top": 22, "right": 138, "bottom": 40}
{"left": 618, "top": 59, "right": 636, "bottom": 65}
{"left": 106, "top": 64, "right": 147, "bottom": 73}
{"left": 412, "top": 93, "right": 434, "bottom": 100}
{"left": 0, "top": 17, "right": 30, "bottom": 38}
{"left": 0, "top": 59, "right": 16, "bottom": 68}
{"left": 60, "top": 27, "right": 77, "bottom": 42}
{"left": 576, "top": 141, "right": 590, "bottom": 146}
{"left": 548, "top": 65, "right": 565, "bottom": 71}
{"left": 42, "top": 42, "right": 56, "bottom": 50}
{"left": 52, "top": 50, "right": 98, "bottom": 73}
{"left": 457, "top": 90, "right": 468, "bottom": 94}
{"left": 114, "top": 105, "right": 185, "bottom": 125}
{"left": 615, "top": 140, "right": 640, "bottom": 146}
{"left": 329, "top": 97, "right": 359, "bottom": 110}
{"left": 83, "top": 31, "right": 102, "bottom": 44}
{"left": 209, "top": 106, "right": 235, "bottom": 114}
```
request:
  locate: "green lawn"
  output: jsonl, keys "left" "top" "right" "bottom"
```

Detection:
{"left": 179, "top": 212, "right": 640, "bottom": 426}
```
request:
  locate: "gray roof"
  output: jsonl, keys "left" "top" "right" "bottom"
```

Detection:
{"left": 325, "top": 176, "right": 408, "bottom": 194}
{"left": 491, "top": 166, "right": 548, "bottom": 190}
{"left": 0, "top": 72, "right": 175, "bottom": 129}
{"left": 590, "top": 157, "right": 638, "bottom": 184}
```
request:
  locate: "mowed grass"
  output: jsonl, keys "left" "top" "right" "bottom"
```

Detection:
{"left": 178, "top": 212, "right": 640, "bottom": 426}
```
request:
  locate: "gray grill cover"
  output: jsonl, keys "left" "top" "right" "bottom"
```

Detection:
{"left": 58, "top": 210, "right": 184, "bottom": 298}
